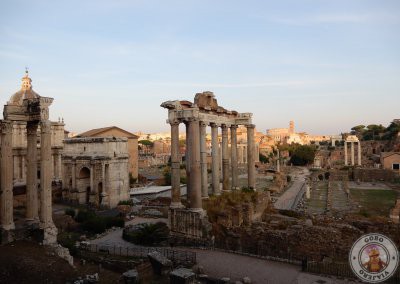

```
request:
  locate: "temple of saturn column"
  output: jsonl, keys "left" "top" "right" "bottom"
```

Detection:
{"left": 0, "top": 71, "right": 57, "bottom": 244}
{"left": 161, "top": 91, "right": 255, "bottom": 239}
{"left": 344, "top": 135, "right": 362, "bottom": 166}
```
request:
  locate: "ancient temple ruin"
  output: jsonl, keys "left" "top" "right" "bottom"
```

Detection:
{"left": 161, "top": 91, "right": 256, "bottom": 239}
{"left": 0, "top": 71, "right": 57, "bottom": 244}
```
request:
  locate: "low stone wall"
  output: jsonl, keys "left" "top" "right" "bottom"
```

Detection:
{"left": 353, "top": 168, "right": 398, "bottom": 182}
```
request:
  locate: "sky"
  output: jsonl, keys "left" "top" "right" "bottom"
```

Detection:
{"left": 0, "top": 0, "right": 399, "bottom": 135}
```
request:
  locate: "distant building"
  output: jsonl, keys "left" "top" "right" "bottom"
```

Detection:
{"left": 77, "top": 126, "right": 138, "bottom": 179}
{"left": 381, "top": 152, "right": 400, "bottom": 171}
{"left": 62, "top": 137, "right": 130, "bottom": 208}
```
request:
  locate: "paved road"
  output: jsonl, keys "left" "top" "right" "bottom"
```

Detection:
{"left": 189, "top": 249, "right": 356, "bottom": 284}
{"left": 274, "top": 167, "right": 309, "bottom": 210}
{"left": 89, "top": 216, "right": 355, "bottom": 284}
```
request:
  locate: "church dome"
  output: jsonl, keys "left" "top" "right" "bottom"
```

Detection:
{"left": 8, "top": 70, "right": 39, "bottom": 105}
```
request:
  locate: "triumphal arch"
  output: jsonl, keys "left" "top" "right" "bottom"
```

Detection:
{"left": 161, "top": 91, "right": 256, "bottom": 239}
{"left": 0, "top": 71, "right": 57, "bottom": 244}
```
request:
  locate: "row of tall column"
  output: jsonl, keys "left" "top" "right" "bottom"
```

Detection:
{"left": 169, "top": 120, "right": 256, "bottom": 210}
{"left": 0, "top": 120, "right": 54, "bottom": 231}
{"left": 344, "top": 141, "right": 362, "bottom": 166}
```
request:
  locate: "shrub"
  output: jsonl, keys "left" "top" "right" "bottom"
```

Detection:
{"left": 82, "top": 217, "right": 107, "bottom": 234}
{"left": 123, "top": 222, "right": 169, "bottom": 246}
{"left": 118, "top": 200, "right": 134, "bottom": 206}
{"left": 57, "top": 232, "right": 79, "bottom": 256}
{"left": 75, "top": 209, "right": 96, "bottom": 223}
{"left": 287, "top": 175, "right": 292, "bottom": 182}
{"left": 65, "top": 208, "right": 76, "bottom": 218}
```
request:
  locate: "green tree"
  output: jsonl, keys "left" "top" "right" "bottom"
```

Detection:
{"left": 259, "top": 153, "right": 269, "bottom": 163}
{"left": 138, "top": 140, "right": 154, "bottom": 146}
{"left": 289, "top": 145, "right": 316, "bottom": 166}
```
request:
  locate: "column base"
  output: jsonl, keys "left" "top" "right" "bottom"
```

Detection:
{"left": 39, "top": 222, "right": 58, "bottom": 245}
{"left": 170, "top": 202, "right": 185, "bottom": 209}
{"left": 1, "top": 222, "right": 15, "bottom": 231}
{"left": 0, "top": 228, "right": 15, "bottom": 244}
{"left": 231, "top": 187, "right": 240, "bottom": 191}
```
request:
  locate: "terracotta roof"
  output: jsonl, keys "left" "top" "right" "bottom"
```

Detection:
{"left": 381, "top": 152, "right": 400, "bottom": 160}
{"left": 78, "top": 126, "right": 139, "bottom": 139}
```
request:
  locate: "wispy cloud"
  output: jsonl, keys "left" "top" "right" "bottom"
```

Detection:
{"left": 268, "top": 12, "right": 398, "bottom": 25}
{"left": 146, "top": 80, "right": 329, "bottom": 88}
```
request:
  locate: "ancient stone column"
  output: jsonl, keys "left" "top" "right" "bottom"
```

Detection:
{"left": 230, "top": 125, "right": 238, "bottom": 190}
{"left": 246, "top": 124, "right": 256, "bottom": 190}
{"left": 200, "top": 121, "right": 208, "bottom": 198}
{"left": 211, "top": 123, "right": 220, "bottom": 195}
{"left": 170, "top": 121, "right": 183, "bottom": 208}
{"left": 350, "top": 142, "right": 355, "bottom": 166}
{"left": 188, "top": 119, "right": 202, "bottom": 210}
{"left": 40, "top": 120, "right": 54, "bottom": 227}
{"left": 185, "top": 122, "right": 190, "bottom": 197}
{"left": 277, "top": 149, "right": 281, "bottom": 172}
{"left": 344, "top": 142, "right": 348, "bottom": 166}
{"left": 26, "top": 122, "right": 39, "bottom": 221}
{"left": 357, "top": 142, "right": 362, "bottom": 166}
{"left": 0, "top": 121, "right": 15, "bottom": 230}
{"left": 221, "top": 124, "right": 230, "bottom": 191}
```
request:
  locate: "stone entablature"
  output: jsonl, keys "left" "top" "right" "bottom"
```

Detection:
{"left": 62, "top": 137, "right": 130, "bottom": 208}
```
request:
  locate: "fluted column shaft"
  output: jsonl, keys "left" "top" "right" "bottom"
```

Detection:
{"left": 247, "top": 124, "right": 256, "bottom": 190}
{"left": 211, "top": 123, "right": 220, "bottom": 195}
{"left": 40, "top": 120, "right": 54, "bottom": 227}
{"left": 357, "top": 142, "right": 362, "bottom": 166}
{"left": 170, "top": 122, "right": 182, "bottom": 208}
{"left": 0, "top": 121, "right": 15, "bottom": 230}
{"left": 351, "top": 142, "right": 355, "bottom": 166}
{"left": 188, "top": 119, "right": 202, "bottom": 210}
{"left": 344, "top": 142, "right": 348, "bottom": 166}
{"left": 230, "top": 125, "right": 238, "bottom": 190}
{"left": 221, "top": 124, "right": 230, "bottom": 191}
{"left": 200, "top": 122, "right": 208, "bottom": 198}
{"left": 26, "top": 122, "right": 39, "bottom": 221}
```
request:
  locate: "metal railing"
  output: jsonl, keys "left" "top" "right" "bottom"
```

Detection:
{"left": 81, "top": 243, "right": 196, "bottom": 265}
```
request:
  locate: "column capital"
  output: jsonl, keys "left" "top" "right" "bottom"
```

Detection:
{"left": 210, "top": 122, "right": 219, "bottom": 128}
{"left": 221, "top": 124, "right": 228, "bottom": 129}
{"left": 246, "top": 124, "right": 255, "bottom": 129}
{"left": 0, "top": 120, "right": 13, "bottom": 134}
{"left": 230, "top": 124, "right": 238, "bottom": 130}
{"left": 199, "top": 121, "right": 208, "bottom": 127}
{"left": 169, "top": 120, "right": 180, "bottom": 126}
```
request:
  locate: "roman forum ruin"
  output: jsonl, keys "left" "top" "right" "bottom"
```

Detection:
{"left": 161, "top": 91, "right": 255, "bottom": 238}
{"left": 344, "top": 135, "right": 362, "bottom": 166}
{"left": 0, "top": 71, "right": 57, "bottom": 244}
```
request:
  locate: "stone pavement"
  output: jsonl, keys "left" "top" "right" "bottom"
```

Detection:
{"left": 189, "top": 249, "right": 357, "bottom": 284}
{"left": 274, "top": 167, "right": 309, "bottom": 210}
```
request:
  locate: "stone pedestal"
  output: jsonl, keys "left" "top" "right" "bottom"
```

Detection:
{"left": 221, "top": 124, "right": 230, "bottom": 191}
{"left": 0, "top": 121, "right": 15, "bottom": 231}
{"left": 211, "top": 123, "right": 220, "bottom": 195}
{"left": 169, "top": 208, "right": 211, "bottom": 239}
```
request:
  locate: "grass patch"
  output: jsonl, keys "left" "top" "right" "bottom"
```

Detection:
{"left": 350, "top": 188, "right": 397, "bottom": 217}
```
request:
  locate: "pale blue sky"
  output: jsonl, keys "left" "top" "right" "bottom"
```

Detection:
{"left": 0, "top": 0, "right": 399, "bottom": 135}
